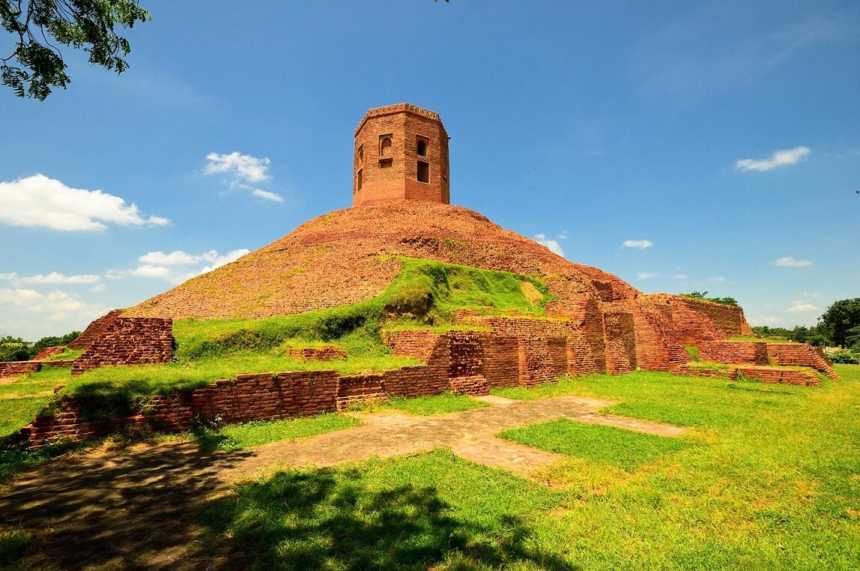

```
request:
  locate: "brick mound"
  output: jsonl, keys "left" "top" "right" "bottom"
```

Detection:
{"left": 122, "top": 200, "right": 753, "bottom": 375}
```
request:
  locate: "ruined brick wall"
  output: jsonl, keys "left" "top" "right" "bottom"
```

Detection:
{"left": 33, "top": 346, "right": 65, "bottom": 361}
{"left": 518, "top": 337, "right": 568, "bottom": 385}
{"left": 481, "top": 335, "right": 519, "bottom": 388}
{"left": 68, "top": 310, "right": 123, "bottom": 349}
{"left": 603, "top": 312, "right": 638, "bottom": 374}
{"left": 382, "top": 365, "right": 449, "bottom": 398}
{"left": 337, "top": 375, "right": 386, "bottom": 410}
{"left": 679, "top": 364, "right": 819, "bottom": 386}
{"left": 698, "top": 341, "right": 769, "bottom": 365}
{"left": 766, "top": 344, "right": 836, "bottom": 378}
{"left": 353, "top": 103, "right": 449, "bottom": 207}
{"left": 0, "top": 361, "right": 41, "bottom": 378}
{"left": 650, "top": 295, "right": 751, "bottom": 345}
{"left": 72, "top": 317, "right": 174, "bottom": 374}
{"left": 382, "top": 330, "right": 443, "bottom": 361}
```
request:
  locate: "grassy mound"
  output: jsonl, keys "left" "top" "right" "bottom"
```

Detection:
{"left": 9, "top": 258, "right": 549, "bottom": 424}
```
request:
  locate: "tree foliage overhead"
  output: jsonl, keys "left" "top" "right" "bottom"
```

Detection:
{"left": 1, "top": 0, "right": 149, "bottom": 100}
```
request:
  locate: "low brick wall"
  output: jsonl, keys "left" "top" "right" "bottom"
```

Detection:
{"left": 698, "top": 341, "right": 769, "bottom": 365}
{"left": 678, "top": 364, "right": 819, "bottom": 386}
{"left": 20, "top": 330, "right": 580, "bottom": 449}
{"left": 449, "top": 375, "right": 490, "bottom": 396}
{"left": 0, "top": 361, "right": 42, "bottom": 378}
{"left": 766, "top": 344, "right": 836, "bottom": 378}
{"left": 72, "top": 317, "right": 174, "bottom": 374}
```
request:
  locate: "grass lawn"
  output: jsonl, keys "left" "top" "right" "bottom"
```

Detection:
{"left": 196, "top": 365, "right": 860, "bottom": 568}
{"left": 380, "top": 392, "right": 488, "bottom": 415}
{"left": 3, "top": 366, "right": 859, "bottom": 568}
{"left": 197, "top": 450, "right": 563, "bottom": 569}
{"left": 501, "top": 419, "right": 692, "bottom": 470}
{"left": 190, "top": 414, "right": 360, "bottom": 452}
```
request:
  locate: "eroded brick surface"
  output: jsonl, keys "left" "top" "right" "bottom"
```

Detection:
{"left": 72, "top": 318, "right": 174, "bottom": 375}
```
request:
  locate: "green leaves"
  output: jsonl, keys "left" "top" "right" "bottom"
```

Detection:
{"left": 1, "top": 0, "right": 150, "bottom": 100}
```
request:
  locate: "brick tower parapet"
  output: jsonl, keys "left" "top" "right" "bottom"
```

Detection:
{"left": 353, "top": 103, "right": 450, "bottom": 207}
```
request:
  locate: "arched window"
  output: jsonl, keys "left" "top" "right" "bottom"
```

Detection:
{"left": 379, "top": 135, "right": 392, "bottom": 157}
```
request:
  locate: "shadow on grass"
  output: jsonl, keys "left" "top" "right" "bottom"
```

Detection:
{"left": 198, "top": 468, "right": 575, "bottom": 570}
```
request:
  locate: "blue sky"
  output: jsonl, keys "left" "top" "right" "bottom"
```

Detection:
{"left": 1, "top": 0, "right": 858, "bottom": 339}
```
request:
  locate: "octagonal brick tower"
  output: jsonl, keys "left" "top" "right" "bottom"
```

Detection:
{"left": 353, "top": 103, "right": 450, "bottom": 207}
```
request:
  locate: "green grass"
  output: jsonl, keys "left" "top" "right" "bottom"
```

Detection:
{"left": 0, "top": 367, "right": 70, "bottom": 439}
{"left": 684, "top": 344, "right": 700, "bottom": 361}
{"left": 195, "top": 365, "right": 860, "bottom": 568}
{"left": 191, "top": 414, "right": 360, "bottom": 452}
{"left": 63, "top": 353, "right": 419, "bottom": 399}
{"left": 41, "top": 347, "right": 84, "bottom": 362}
{"left": 380, "top": 392, "right": 488, "bottom": 415}
{"left": 729, "top": 335, "right": 794, "bottom": 343}
{"left": 501, "top": 419, "right": 692, "bottom": 470}
{"left": 8, "top": 257, "right": 549, "bottom": 427}
{"left": 197, "top": 450, "right": 563, "bottom": 569}
{"left": 174, "top": 257, "right": 549, "bottom": 361}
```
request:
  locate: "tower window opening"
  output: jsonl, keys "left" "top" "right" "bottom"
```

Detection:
{"left": 357, "top": 169, "right": 363, "bottom": 191}
{"left": 379, "top": 135, "right": 392, "bottom": 158}
{"left": 357, "top": 144, "right": 364, "bottom": 164}
{"left": 417, "top": 161, "right": 430, "bottom": 183}
{"left": 416, "top": 137, "right": 428, "bottom": 157}
{"left": 379, "top": 158, "right": 393, "bottom": 168}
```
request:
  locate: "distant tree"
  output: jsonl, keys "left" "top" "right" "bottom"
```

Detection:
{"left": 680, "top": 291, "right": 737, "bottom": 306}
{"left": 818, "top": 298, "right": 860, "bottom": 348}
{"left": 0, "top": 336, "right": 31, "bottom": 361}
{"left": 31, "top": 330, "right": 79, "bottom": 353}
{"left": 1, "top": 0, "right": 149, "bottom": 100}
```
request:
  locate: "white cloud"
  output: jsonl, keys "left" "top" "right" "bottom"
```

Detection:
{"left": 736, "top": 146, "right": 810, "bottom": 173}
{"left": 0, "top": 174, "right": 170, "bottom": 232}
{"left": 205, "top": 152, "right": 271, "bottom": 183}
{"left": 773, "top": 256, "right": 813, "bottom": 268}
{"left": 0, "top": 288, "right": 84, "bottom": 319}
{"left": 671, "top": 273, "right": 688, "bottom": 280}
{"left": 623, "top": 239, "right": 653, "bottom": 250}
{"left": 20, "top": 272, "right": 100, "bottom": 285}
{"left": 534, "top": 234, "right": 565, "bottom": 257}
{"left": 787, "top": 300, "right": 818, "bottom": 313}
{"left": 204, "top": 152, "right": 285, "bottom": 204}
{"left": 251, "top": 189, "right": 285, "bottom": 203}
{"left": 129, "top": 265, "right": 172, "bottom": 279}
{"left": 637, "top": 272, "right": 659, "bottom": 280}
{"left": 115, "top": 248, "right": 251, "bottom": 284}
{"left": 197, "top": 249, "right": 250, "bottom": 274}
{"left": 707, "top": 276, "right": 727, "bottom": 283}
{"left": 139, "top": 250, "right": 201, "bottom": 266}
{"left": 0, "top": 288, "right": 108, "bottom": 339}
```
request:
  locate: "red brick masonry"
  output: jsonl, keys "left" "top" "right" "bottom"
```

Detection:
{"left": 72, "top": 317, "right": 174, "bottom": 375}
{"left": 0, "top": 361, "right": 42, "bottom": 378}
{"left": 680, "top": 364, "right": 820, "bottom": 387}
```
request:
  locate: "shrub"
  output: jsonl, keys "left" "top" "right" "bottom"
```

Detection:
{"left": 829, "top": 350, "right": 859, "bottom": 365}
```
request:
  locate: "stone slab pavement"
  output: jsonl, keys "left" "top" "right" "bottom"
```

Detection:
{"left": 222, "top": 394, "right": 687, "bottom": 481}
